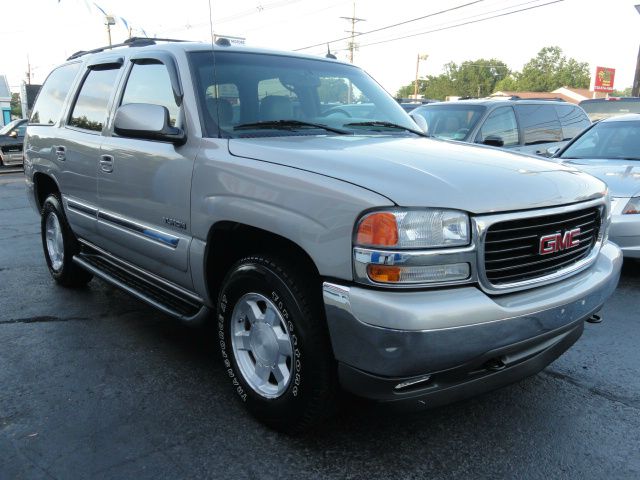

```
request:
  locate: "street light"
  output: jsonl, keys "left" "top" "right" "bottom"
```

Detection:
{"left": 105, "top": 15, "right": 116, "bottom": 47}
{"left": 633, "top": 5, "right": 640, "bottom": 97}
{"left": 414, "top": 54, "right": 428, "bottom": 100}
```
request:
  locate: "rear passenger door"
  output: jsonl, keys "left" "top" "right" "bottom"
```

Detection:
{"left": 59, "top": 59, "right": 123, "bottom": 243}
{"left": 97, "top": 54, "right": 196, "bottom": 289}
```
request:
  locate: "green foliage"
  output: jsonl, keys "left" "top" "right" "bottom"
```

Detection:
{"left": 517, "top": 46, "right": 590, "bottom": 91}
{"left": 10, "top": 93, "right": 22, "bottom": 118}
{"left": 398, "top": 46, "right": 591, "bottom": 99}
{"left": 397, "top": 58, "right": 509, "bottom": 100}
{"left": 318, "top": 78, "right": 349, "bottom": 103}
{"left": 612, "top": 86, "right": 632, "bottom": 96}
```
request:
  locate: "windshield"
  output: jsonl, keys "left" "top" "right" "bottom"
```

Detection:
{"left": 410, "top": 104, "right": 485, "bottom": 140}
{"left": 560, "top": 120, "right": 640, "bottom": 160}
{"left": 0, "top": 119, "right": 23, "bottom": 135}
{"left": 579, "top": 99, "right": 640, "bottom": 120}
{"left": 189, "top": 51, "right": 418, "bottom": 138}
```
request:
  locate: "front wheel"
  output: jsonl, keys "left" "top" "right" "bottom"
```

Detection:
{"left": 217, "top": 255, "right": 337, "bottom": 433}
{"left": 41, "top": 194, "right": 93, "bottom": 287}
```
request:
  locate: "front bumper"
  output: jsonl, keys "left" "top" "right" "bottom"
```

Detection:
{"left": 610, "top": 214, "right": 640, "bottom": 258}
{"left": 0, "top": 150, "right": 24, "bottom": 166}
{"left": 323, "top": 241, "right": 622, "bottom": 407}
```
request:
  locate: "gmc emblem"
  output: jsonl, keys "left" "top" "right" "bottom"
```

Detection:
{"left": 539, "top": 228, "right": 581, "bottom": 255}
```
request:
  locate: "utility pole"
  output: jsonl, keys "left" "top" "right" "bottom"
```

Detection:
{"left": 25, "top": 56, "right": 32, "bottom": 85}
{"left": 414, "top": 54, "right": 428, "bottom": 99}
{"left": 634, "top": 5, "right": 640, "bottom": 97}
{"left": 340, "top": 2, "right": 365, "bottom": 64}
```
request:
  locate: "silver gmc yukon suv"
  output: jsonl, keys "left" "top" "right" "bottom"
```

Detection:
{"left": 24, "top": 38, "right": 622, "bottom": 432}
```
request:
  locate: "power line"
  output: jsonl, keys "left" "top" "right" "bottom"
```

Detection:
{"left": 364, "top": 0, "right": 542, "bottom": 41}
{"left": 294, "top": 0, "right": 486, "bottom": 51}
{"left": 346, "top": 0, "right": 566, "bottom": 51}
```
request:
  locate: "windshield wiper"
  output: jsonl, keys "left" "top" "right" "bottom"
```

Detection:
{"left": 344, "top": 121, "right": 427, "bottom": 136}
{"left": 234, "top": 120, "right": 349, "bottom": 134}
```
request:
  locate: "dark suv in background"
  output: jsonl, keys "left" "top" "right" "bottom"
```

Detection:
{"left": 579, "top": 97, "right": 640, "bottom": 122}
{"left": 0, "top": 119, "right": 27, "bottom": 167}
{"left": 410, "top": 98, "right": 591, "bottom": 156}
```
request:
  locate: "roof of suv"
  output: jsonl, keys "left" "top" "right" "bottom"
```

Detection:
{"left": 421, "top": 98, "right": 569, "bottom": 107}
{"left": 66, "top": 38, "right": 348, "bottom": 66}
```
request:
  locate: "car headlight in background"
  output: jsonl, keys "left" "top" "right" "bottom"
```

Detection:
{"left": 353, "top": 209, "right": 473, "bottom": 286}
{"left": 355, "top": 209, "right": 470, "bottom": 249}
{"left": 622, "top": 196, "right": 640, "bottom": 215}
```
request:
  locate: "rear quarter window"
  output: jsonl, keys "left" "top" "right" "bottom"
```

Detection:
{"left": 30, "top": 63, "right": 82, "bottom": 125}
{"left": 555, "top": 105, "right": 590, "bottom": 140}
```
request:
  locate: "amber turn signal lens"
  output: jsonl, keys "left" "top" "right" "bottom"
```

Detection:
{"left": 356, "top": 213, "right": 399, "bottom": 247}
{"left": 367, "top": 265, "right": 401, "bottom": 283}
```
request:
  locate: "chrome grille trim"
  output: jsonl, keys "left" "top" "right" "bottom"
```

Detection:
{"left": 473, "top": 198, "right": 607, "bottom": 295}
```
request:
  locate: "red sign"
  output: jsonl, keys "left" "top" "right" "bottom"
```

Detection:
{"left": 594, "top": 66, "right": 616, "bottom": 92}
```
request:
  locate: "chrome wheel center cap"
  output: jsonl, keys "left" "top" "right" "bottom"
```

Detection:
{"left": 250, "top": 323, "right": 279, "bottom": 366}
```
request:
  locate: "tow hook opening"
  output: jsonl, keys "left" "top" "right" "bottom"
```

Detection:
{"left": 484, "top": 357, "right": 507, "bottom": 372}
{"left": 586, "top": 312, "right": 603, "bottom": 324}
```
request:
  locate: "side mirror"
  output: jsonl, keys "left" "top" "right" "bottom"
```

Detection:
{"left": 114, "top": 103, "right": 186, "bottom": 145}
{"left": 483, "top": 136, "right": 504, "bottom": 148}
{"left": 545, "top": 146, "right": 561, "bottom": 157}
{"left": 410, "top": 113, "right": 428, "bottom": 134}
{"left": 9, "top": 130, "right": 17, "bottom": 138}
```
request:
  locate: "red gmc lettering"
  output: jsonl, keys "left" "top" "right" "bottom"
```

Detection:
{"left": 539, "top": 228, "right": 581, "bottom": 255}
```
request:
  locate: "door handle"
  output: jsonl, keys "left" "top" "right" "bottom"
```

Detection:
{"left": 55, "top": 146, "right": 66, "bottom": 161}
{"left": 100, "top": 155, "right": 114, "bottom": 173}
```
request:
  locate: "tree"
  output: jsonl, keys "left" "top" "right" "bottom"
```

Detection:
{"left": 10, "top": 93, "right": 22, "bottom": 118}
{"left": 516, "top": 46, "right": 590, "bottom": 91}
{"left": 396, "top": 58, "right": 509, "bottom": 100}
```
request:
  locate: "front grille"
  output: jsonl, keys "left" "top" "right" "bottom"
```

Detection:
{"left": 483, "top": 206, "right": 601, "bottom": 286}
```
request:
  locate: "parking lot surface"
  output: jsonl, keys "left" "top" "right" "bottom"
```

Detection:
{"left": 1, "top": 171, "right": 639, "bottom": 479}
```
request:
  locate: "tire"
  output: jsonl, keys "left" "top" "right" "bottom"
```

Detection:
{"left": 217, "top": 255, "right": 337, "bottom": 433}
{"left": 40, "top": 194, "right": 93, "bottom": 287}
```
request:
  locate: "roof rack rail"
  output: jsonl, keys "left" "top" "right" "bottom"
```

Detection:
{"left": 509, "top": 96, "right": 565, "bottom": 102}
{"left": 66, "top": 37, "right": 190, "bottom": 61}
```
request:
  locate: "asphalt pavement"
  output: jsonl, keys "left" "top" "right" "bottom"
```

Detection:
{"left": 1, "top": 171, "right": 639, "bottom": 479}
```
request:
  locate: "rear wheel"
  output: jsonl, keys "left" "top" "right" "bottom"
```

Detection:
{"left": 41, "top": 194, "right": 93, "bottom": 287}
{"left": 217, "top": 255, "right": 337, "bottom": 433}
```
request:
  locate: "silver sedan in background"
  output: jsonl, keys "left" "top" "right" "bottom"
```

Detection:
{"left": 553, "top": 114, "right": 640, "bottom": 259}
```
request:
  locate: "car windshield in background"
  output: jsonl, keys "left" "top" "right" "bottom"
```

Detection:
{"left": 189, "top": 51, "right": 418, "bottom": 138}
{"left": 411, "top": 104, "right": 486, "bottom": 140}
{"left": 560, "top": 120, "right": 640, "bottom": 160}
{"left": 0, "top": 119, "right": 23, "bottom": 135}
{"left": 579, "top": 99, "right": 640, "bottom": 121}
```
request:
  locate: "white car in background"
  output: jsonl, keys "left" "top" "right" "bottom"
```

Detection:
{"left": 552, "top": 114, "right": 640, "bottom": 259}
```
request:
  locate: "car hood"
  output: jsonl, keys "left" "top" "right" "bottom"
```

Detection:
{"left": 561, "top": 158, "right": 640, "bottom": 198}
{"left": 228, "top": 135, "right": 606, "bottom": 214}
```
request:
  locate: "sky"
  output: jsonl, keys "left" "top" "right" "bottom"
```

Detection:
{"left": 2, "top": 0, "right": 639, "bottom": 96}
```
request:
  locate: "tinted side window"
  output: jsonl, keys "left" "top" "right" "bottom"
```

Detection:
{"left": 555, "top": 105, "right": 590, "bottom": 140}
{"left": 69, "top": 68, "right": 120, "bottom": 132}
{"left": 516, "top": 105, "right": 562, "bottom": 145}
{"left": 121, "top": 63, "right": 180, "bottom": 127}
{"left": 30, "top": 63, "right": 81, "bottom": 125}
{"left": 476, "top": 107, "right": 519, "bottom": 146}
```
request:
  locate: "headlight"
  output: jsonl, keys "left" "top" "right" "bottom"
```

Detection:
{"left": 353, "top": 208, "right": 474, "bottom": 287}
{"left": 622, "top": 196, "right": 640, "bottom": 215}
{"left": 355, "top": 209, "right": 470, "bottom": 249}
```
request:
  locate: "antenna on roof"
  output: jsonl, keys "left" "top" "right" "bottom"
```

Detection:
{"left": 325, "top": 44, "right": 337, "bottom": 60}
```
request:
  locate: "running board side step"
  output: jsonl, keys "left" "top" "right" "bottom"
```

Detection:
{"left": 73, "top": 247, "right": 211, "bottom": 324}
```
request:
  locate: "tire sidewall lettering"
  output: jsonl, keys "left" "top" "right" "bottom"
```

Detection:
{"left": 218, "top": 276, "right": 302, "bottom": 403}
